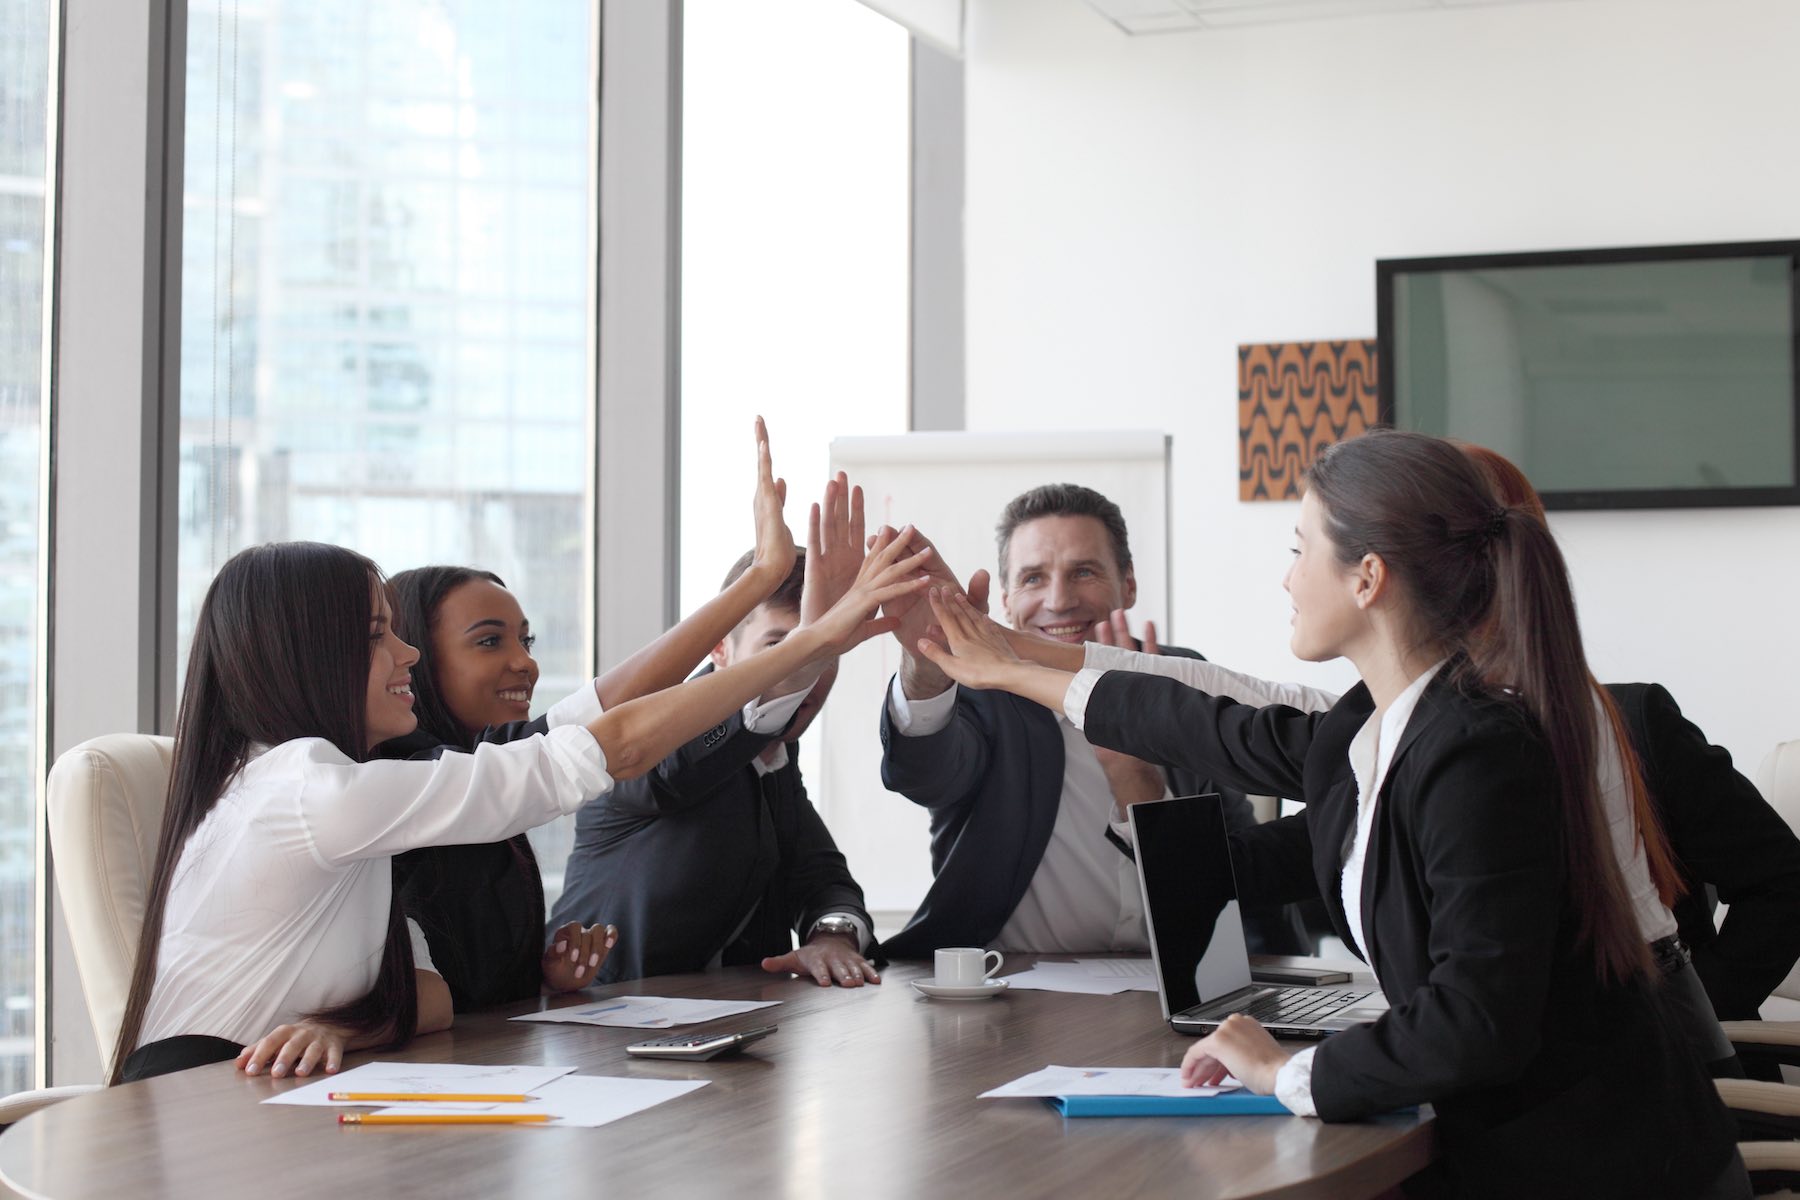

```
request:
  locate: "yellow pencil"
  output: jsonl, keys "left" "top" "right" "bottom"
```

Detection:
{"left": 328, "top": 1092, "right": 536, "bottom": 1103}
{"left": 338, "top": 1112, "right": 551, "bottom": 1126}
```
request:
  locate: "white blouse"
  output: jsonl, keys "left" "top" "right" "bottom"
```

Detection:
{"left": 139, "top": 686, "right": 609, "bottom": 1048}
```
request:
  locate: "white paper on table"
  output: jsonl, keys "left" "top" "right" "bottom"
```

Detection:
{"left": 262, "top": 1061, "right": 576, "bottom": 1107}
{"left": 1074, "top": 958, "right": 1160, "bottom": 990}
{"left": 998, "top": 965, "right": 1132, "bottom": 995}
{"left": 979, "top": 1065, "right": 1245, "bottom": 1100}
{"left": 510, "top": 996, "right": 780, "bottom": 1029}
{"left": 371, "top": 1075, "right": 708, "bottom": 1128}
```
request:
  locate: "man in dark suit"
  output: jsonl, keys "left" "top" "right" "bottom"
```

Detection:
{"left": 549, "top": 550, "right": 880, "bottom": 987}
{"left": 877, "top": 483, "right": 1302, "bottom": 959}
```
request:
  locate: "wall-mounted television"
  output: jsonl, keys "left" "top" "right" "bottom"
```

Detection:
{"left": 1376, "top": 241, "right": 1800, "bottom": 511}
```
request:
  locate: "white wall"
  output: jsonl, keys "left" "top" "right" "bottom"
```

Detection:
{"left": 961, "top": 0, "right": 1800, "bottom": 772}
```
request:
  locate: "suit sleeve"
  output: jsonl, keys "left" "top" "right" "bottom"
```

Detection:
{"left": 603, "top": 709, "right": 780, "bottom": 819}
{"left": 1082, "top": 670, "right": 1321, "bottom": 800}
{"left": 1227, "top": 813, "right": 1320, "bottom": 909}
{"left": 1311, "top": 721, "right": 1563, "bottom": 1121}
{"left": 879, "top": 681, "right": 994, "bottom": 814}
{"left": 1633, "top": 682, "right": 1800, "bottom": 1019}
{"left": 769, "top": 763, "right": 874, "bottom": 953}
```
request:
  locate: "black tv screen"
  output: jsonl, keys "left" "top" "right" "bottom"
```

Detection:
{"left": 1377, "top": 241, "right": 1800, "bottom": 510}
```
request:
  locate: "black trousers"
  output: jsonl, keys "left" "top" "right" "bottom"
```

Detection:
{"left": 119, "top": 1034, "right": 243, "bottom": 1082}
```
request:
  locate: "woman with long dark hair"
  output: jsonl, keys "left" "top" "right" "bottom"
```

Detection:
{"left": 910, "top": 429, "right": 1744, "bottom": 1198}
{"left": 112, "top": 436, "right": 932, "bottom": 1085}
{"left": 379, "top": 466, "right": 873, "bottom": 1007}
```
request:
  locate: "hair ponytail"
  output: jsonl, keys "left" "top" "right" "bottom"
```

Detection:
{"left": 1476, "top": 508, "right": 1649, "bottom": 984}
{"left": 1306, "top": 431, "right": 1651, "bottom": 986}
{"left": 1456, "top": 439, "right": 1685, "bottom": 911}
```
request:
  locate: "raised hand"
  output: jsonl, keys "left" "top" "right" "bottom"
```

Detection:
{"left": 800, "top": 472, "right": 864, "bottom": 626}
{"left": 809, "top": 525, "right": 935, "bottom": 653}
{"left": 1094, "top": 608, "right": 1159, "bottom": 655}
{"left": 749, "top": 416, "right": 796, "bottom": 587}
{"left": 914, "top": 587, "right": 1029, "bottom": 693}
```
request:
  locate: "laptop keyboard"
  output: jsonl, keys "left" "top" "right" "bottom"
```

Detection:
{"left": 1237, "top": 987, "right": 1374, "bottom": 1026}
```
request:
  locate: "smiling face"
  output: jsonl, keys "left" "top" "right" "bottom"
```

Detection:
{"left": 1000, "top": 514, "right": 1137, "bottom": 644}
{"left": 364, "top": 588, "right": 421, "bottom": 749}
{"left": 1282, "top": 490, "right": 1367, "bottom": 664}
{"left": 429, "top": 578, "right": 541, "bottom": 736}
{"left": 712, "top": 603, "right": 837, "bottom": 741}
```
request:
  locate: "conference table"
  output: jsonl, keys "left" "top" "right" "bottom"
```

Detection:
{"left": 0, "top": 957, "right": 1432, "bottom": 1199}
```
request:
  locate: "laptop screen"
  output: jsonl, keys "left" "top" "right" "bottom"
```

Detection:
{"left": 1130, "top": 793, "right": 1252, "bottom": 1016}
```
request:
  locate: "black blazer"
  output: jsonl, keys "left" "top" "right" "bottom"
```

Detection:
{"left": 1610, "top": 681, "right": 1800, "bottom": 1021}
{"left": 549, "top": 699, "right": 872, "bottom": 984}
{"left": 1085, "top": 667, "right": 1736, "bottom": 1199}
{"left": 381, "top": 719, "right": 556, "bottom": 1012}
{"left": 877, "top": 644, "right": 1266, "bottom": 960}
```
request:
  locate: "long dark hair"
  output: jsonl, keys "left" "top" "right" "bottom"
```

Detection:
{"left": 386, "top": 566, "right": 506, "bottom": 750}
{"left": 110, "top": 542, "right": 418, "bottom": 1083}
{"left": 1305, "top": 430, "right": 1650, "bottom": 985}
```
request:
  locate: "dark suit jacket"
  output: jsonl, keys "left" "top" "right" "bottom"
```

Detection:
{"left": 877, "top": 643, "right": 1265, "bottom": 960}
{"left": 1609, "top": 681, "right": 1800, "bottom": 1020}
{"left": 549, "top": 698, "right": 872, "bottom": 984}
{"left": 381, "top": 718, "right": 555, "bottom": 1012}
{"left": 1085, "top": 667, "right": 1735, "bottom": 1199}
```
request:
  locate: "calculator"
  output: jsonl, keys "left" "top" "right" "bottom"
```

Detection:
{"left": 626, "top": 1025, "right": 778, "bottom": 1060}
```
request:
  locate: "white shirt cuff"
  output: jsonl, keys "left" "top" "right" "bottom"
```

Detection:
{"left": 1063, "top": 668, "right": 1107, "bottom": 730}
{"left": 887, "top": 673, "right": 957, "bottom": 737}
{"left": 544, "top": 724, "right": 615, "bottom": 809}
{"left": 406, "top": 917, "right": 440, "bottom": 977}
{"left": 811, "top": 912, "right": 873, "bottom": 955}
{"left": 745, "top": 688, "right": 808, "bottom": 735}
{"left": 546, "top": 680, "right": 606, "bottom": 729}
{"left": 1273, "top": 1045, "right": 1319, "bottom": 1117}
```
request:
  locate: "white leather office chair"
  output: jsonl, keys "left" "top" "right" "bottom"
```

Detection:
{"left": 0, "top": 734, "right": 174, "bottom": 1124}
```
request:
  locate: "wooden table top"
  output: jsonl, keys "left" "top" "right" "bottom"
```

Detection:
{"left": 0, "top": 958, "right": 1432, "bottom": 1200}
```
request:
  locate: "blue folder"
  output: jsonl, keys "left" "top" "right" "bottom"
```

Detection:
{"left": 1049, "top": 1092, "right": 1290, "bottom": 1117}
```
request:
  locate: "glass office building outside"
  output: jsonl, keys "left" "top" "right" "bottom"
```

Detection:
{"left": 179, "top": 0, "right": 595, "bottom": 889}
{"left": 0, "top": 0, "right": 48, "bottom": 1096}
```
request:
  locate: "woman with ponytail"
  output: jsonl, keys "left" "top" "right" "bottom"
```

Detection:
{"left": 111, "top": 427, "right": 934, "bottom": 1086}
{"left": 912, "top": 429, "right": 1744, "bottom": 1198}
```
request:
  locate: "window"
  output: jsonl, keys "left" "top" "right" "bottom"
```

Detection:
{"left": 0, "top": 0, "right": 49, "bottom": 1095}
{"left": 680, "top": 0, "right": 908, "bottom": 610}
{"left": 180, "top": 0, "right": 597, "bottom": 893}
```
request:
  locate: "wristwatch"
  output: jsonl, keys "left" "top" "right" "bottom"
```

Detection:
{"left": 807, "top": 915, "right": 861, "bottom": 946}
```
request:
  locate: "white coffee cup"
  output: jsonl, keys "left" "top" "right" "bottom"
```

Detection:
{"left": 935, "top": 947, "right": 1004, "bottom": 987}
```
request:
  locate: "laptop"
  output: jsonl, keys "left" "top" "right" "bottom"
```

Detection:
{"left": 1130, "top": 793, "right": 1388, "bottom": 1040}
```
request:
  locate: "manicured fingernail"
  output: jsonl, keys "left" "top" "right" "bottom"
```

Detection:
{"left": 570, "top": 948, "right": 579, "bottom": 962}
{"left": 554, "top": 940, "right": 566, "bottom": 954}
{"left": 588, "top": 952, "right": 600, "bottom": 967}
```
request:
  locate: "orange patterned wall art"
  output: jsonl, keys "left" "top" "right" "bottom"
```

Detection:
{"left": 1238, "top": 340, "right": 1379, "bottom": 501}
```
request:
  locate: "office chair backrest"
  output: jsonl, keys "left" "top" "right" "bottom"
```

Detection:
{"left": 1754, "top": 738, "right": 1800, "bottom": 1005}
{"left": 45, "top": 734, "right": 175, "bottom": 1066}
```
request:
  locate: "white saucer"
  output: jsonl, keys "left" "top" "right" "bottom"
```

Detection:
{"left": 912, "top": 978, "right": 1010, "bottom": 1001}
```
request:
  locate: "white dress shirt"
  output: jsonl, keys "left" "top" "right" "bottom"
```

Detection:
{"left": 140, "top": 684, "right": 611, "bottom": 1048}
{"left": 1272, "top": 661, "right": 1444, "bottom": 1117}
{"left": 889, "top": 676, "right": 1147, "bottom": 953}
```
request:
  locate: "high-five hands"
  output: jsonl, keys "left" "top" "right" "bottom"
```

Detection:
{"left": 749, "top": 416, "right": 797, "bottom": 586}
{"left": 1093, "top": 608, "right": 1160, "bottom": 655}
{"left": 808, "top": 525, "right": 935, "bottom": 654}
{"left": 801, "top": 472, "right": 865, "bottom": 624}
{"left": 914, "top": 587, "right": 1029, "bottom": 692}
